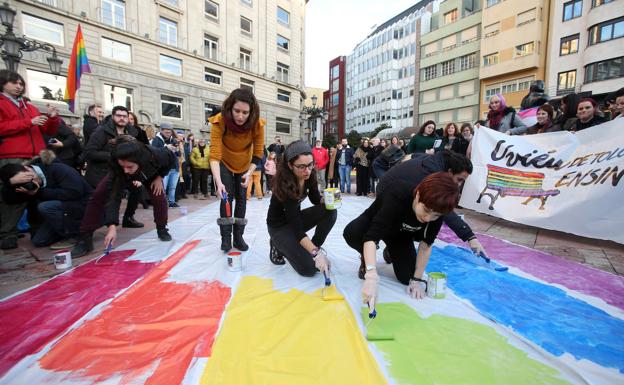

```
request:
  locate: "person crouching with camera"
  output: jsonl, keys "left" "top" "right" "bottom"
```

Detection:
{"left": 0, "top": 150, "right": 92, "bottom": 249}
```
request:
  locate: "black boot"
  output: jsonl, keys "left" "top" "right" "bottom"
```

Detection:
{"left": 157, "top": 226, "right": 172, "bottom": 241}
{"left": 217, "top": 217, "right": 234, "bottom": 252}
{"left": 269, "top": 240, "right": 286, "bottom": 265}
{"left": 122, "top": 216, "right": 145, "bottom": 228}
{"left": 233, "top": 218, "right": 248, "bottom": 251}
{"left": 71, "top": 233, "right": 93, "bottom": 258}
{"left": 383, "top": 247, "right": 392, "bottom": 264}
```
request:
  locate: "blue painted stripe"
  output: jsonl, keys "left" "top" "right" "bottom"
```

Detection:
{"left": 427, "top": 245, "right": 624, "bottom": 373}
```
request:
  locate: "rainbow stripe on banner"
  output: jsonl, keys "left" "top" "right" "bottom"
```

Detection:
{"left": 64, "top": 25, "right": 91, "bottom": 113}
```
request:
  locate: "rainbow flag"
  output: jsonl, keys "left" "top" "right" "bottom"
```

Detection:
{"left": 64, "top": 25, "right": 91, "bottom": 113}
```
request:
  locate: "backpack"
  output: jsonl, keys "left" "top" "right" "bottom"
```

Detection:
{"left": 380, "top": 145, "right": 405, "bottom": 167}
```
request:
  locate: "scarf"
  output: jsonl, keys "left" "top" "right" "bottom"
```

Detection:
{"left": 536, "top": 120, "right": 552, "bottom": 134}
{"left": 199, "top": 145, "right": 206, "bottom": 157}
{"left": 223, "top": 112, "right": 253, "bottom": 134}
{"left": 487, "top": 108, "right": 505, "bottom": 129}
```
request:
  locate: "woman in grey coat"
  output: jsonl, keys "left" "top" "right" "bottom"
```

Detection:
{"left": 485, "top": 94, "right": 527, "bottom": 135}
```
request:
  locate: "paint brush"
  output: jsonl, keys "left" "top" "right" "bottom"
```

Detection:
{"left": 221, "top": 192, "right": 231, "bottom": 217}
{"left": 365, "top": 303, "right": 394, "bottom": 341}
{"left": 95, "top": 241, "right": 113, "bottom": 265}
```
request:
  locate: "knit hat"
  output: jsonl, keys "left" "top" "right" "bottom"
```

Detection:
{"left": 160, "top": 121, "right": 173, "bottom": 131}
{"left": 285, "top": 140, "right": 312, "bottom": 162}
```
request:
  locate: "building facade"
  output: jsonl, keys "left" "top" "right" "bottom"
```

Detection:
{"left": 325, "top": 56, "right": 345, "bottom": 141}
{"left": 345, "top": 1, "right": 433, "bottom": 136}
{"left": 418, "top": 0, "right": 482, "bottom": 126}
{"left": 545, "top": 0, "right": 624, "bottom": 98}
{"left": 478, "top": 0, "right": 550, "bottom": 116}
{"left": 6, "top": 0, "right": 307, "bottom": 140}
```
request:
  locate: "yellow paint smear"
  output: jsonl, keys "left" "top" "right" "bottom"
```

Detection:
{"left": 201, "top": 276, "right": 387, "bottom": 385}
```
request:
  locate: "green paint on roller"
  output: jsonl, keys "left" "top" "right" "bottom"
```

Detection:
{"left": 361, "top": 303, "right": 572, "bottom": 385}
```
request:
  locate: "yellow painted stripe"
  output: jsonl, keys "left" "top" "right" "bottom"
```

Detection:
{"left": 201, "top": 276, "right": 387, "bottom": 385}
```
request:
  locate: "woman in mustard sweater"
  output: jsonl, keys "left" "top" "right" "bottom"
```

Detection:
{"left": 209, "top": 88, "right": 265, "bottom": 252}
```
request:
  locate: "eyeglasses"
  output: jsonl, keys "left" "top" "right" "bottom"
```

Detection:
{"left": 293, "top": 162, "right": 315, "bottom": 170}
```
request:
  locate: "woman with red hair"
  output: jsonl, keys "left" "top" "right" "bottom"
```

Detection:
{"left": 343, "top": 172, "right": 460, "bottom": 305}
{"left": 571, "top": 98, "right": 606, "bottom": 132}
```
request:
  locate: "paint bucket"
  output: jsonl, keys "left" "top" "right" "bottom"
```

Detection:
{"left": 323, "top": 188, "right": 342, "bottom": 210}
{"left": 227, "top": 251, "right": 243, "bottom": 272}
{"left": 427, "top": 272, "right": 447, "bottom": 299}
{"left": 179, "top": 206, "right": 188, "bottom": 215}
{"left": 54, "top": 250, "right": 72, "bottom": 270}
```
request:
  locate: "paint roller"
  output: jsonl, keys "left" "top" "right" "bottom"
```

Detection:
{"left": 321, "top": 271, "right": 345, "bottom": 301}
{"left": 478, "top": 251, "right": 508, "bottom": 272}
{"left": 365, "top": 303, "right": 395, "bottom": 341}
{"left": 221, "top": 191, "right": 231, "bottom": 217}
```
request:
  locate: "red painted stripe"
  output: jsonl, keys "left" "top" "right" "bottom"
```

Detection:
{"left": 487, "top": 164, "right": 544, "bottom": 179}
{"left": 0, "top": 250, "right": 155, "bottom": 377}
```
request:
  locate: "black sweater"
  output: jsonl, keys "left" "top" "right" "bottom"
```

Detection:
{"left": 360, "top": 180, "right": 441, "bottom": 245}
{"left": 266, "top": 180, "right": 321, "bottom": 241}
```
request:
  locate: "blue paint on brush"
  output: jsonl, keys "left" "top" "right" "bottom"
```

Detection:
{"left": 428, "top": 245, "right": 624, "bottom": 373}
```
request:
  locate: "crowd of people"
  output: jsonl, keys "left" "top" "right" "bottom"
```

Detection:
{"left": 1, "top": 69, "right": 622, "bottom": 306}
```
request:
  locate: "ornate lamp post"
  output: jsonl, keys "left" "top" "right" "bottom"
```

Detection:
{"left": 0, "top": 2, "right": 63, "bottom": 74}
{"left": 301, "top": 94, "right": 328, "bottom": 145}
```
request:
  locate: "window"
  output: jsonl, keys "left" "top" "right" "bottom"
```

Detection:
{"left": 101, "top": 37, "right": 131, "bottom": 63}
{"left": 484, "top": 86, "right": 501, "bottom": 102}
{"left": 205, "top": 1, "right": 219, "bottom": 20}
{"left": 102, "top": 0, "right": 125, "bottom": 29}
{"left": 515, "top": 42, "right": 535, "bottom": 57}
{"left": 592, "top": 0, "right": 613, "bottom": 7}
{"left": 423, "top": 65, "right": 437, "bottom": 81}
{"left": 277, "top": 35, "right": 289, "bottom": 51}
{"left": 21, "top": 14, "right": 64, "bottom": 46}
{"left": 332, "top": 93, "right": 339, "bottom": 104}
{"left": 487, "top": 0, "right": 500, "bottom": 7}
{"left": 441, "top": 59, "right": 455, "bottom": 76}
{"left": 588, "top": 17, "right": 624, "bottom": 45}
{"left": 501, "top": 82, "right": 518, "bottom": 94}
{"left": 442, "top": 35, "right": 457, "bottom": 50}
{"left": 240, "top": 77, "right": 255, "bottom": 92}
{"left": 331, "top": 65, "right": 339, "bottom": 78}
{"left": 461, "top": 26, "right": 477, "bottom": 43}
{"left": 205, "top": 103, "right": 220, "bottom": 122}
{"left": 484, "top": 22, "right": 500, "bottom": 38}
{"left": 239, "top": 48, "right": 251, "bottom": 70}
{"left": 518, "top": 77, "right": 533, "bottom": 91}
{"left": 585, "top": 57, "right": 624, "bottom": 83}
{"left": 240, "top": 16, "right": 252, "bottom": 35}
{"left": 423, "top": 42, "right": 437, "bottom": 57}
{"left": 161, "top": 95, "right": 182, "bottom": 119}
{"left": 444, "top": 9, "right": 458, "bottom": 24}
{"left": 159, "top": 54, "right": 182, "bottom": 76}
{"left": 277, "top": 62, "right": 289, "bottom": 82}
{"left": 162, "top": 0, "right": 178, "bottom": 5}
{"left": 241, "top": 0, "right": 252, "bottom": 5}
{"left": 204, "top": 67, "right": 222, "bottom": 85}
{"left": 483, "top": 53, "right": 499, "bottom": 66}
{"left": 560, "top": 34, "right": 579, "bottom": 55}
{"left": 26, "top": 69, "right": 66, "bottom": 103}
{"left": 277, "top": 7, "right": 290, "bottom": 26}
{"left": 204, "top": 34, "right": 218, "bottom": 60}
{"left": 563, "top": 0, "right": 582, "bottom": 21}
{"left": 159, "top": 17, "right": 177, "bottom": 46}
{"left": 276, "top": 117, "right": 291, "bottom": 134}
{"left": 104, "top": 84, "right": 133, "bottom": 111}
{"left": 277, "top": 89, "right": 290, "bottom": 102}
{"left": 517, "top": 8, "right": 536, "bottom": 26}
{"left": 557, "top": 70, "right": 576, "bottom": 94}
{"left": 331, "top": 78, "right": 339, "bottom": 92}
{"left": 460, "top": 53, "right": 477, "bottom": 70}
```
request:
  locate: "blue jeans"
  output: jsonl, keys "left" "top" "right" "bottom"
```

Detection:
{"left": 163, "top": 169, "right": 180, "bottom": 204}
{"left": 338, "top": 165, "right": 352, "bottom": 193}
{"left": 32, "top": 200, "right": 65, "bottom": 247}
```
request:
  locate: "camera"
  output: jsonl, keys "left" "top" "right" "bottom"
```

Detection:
{"left": 18, "top": 181, "right": 39, "bottom": 191}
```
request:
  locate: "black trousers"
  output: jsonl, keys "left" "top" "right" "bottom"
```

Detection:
{"left": 268, "top": 204, "right": 337, "bottom": 277}
{"left": 123, "top": 186, "right": 141, "bottom": 219}
{"left": 219, "top": 163, "right": 247, "bottom": 219}
{"left": 192, "top": 168, "right": 210, "bottom": 196}
{"left": 355, "top": 165, "right": 369, "bottom": 195}
{"left": 343, "top": 213, "right": 417, "bottom": 285}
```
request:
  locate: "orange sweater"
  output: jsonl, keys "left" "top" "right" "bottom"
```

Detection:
{"left": 208, "top": 113, "right": 265, "bottom": 173}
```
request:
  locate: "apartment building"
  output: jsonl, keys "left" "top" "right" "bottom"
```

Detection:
{"left": 345, "top": 1, "right": 433, "bottom": 135}
{"left": 546, "top": 0, "right": 624, "bottom": 98}
{"left": 478, "top": 0, "right": 550, "bottom": 116}
{"left": 419, "top": 0, "right": 482, "bottom": 126}
{"left": 7, "top": 0, "right": 307, "bottom": 140}
{"left": 325, "top": 56, "right": 345, "bottom": 141}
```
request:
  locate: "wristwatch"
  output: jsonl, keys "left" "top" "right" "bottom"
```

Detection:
{"left": 366, "top": 265, "right": 377, "bottom": 271}
{"left": 410, "top": 277, "right": 428, "bottom": 292}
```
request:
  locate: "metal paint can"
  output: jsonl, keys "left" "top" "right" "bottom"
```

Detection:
{"left": 227, "top": 251, "right": 243, "bottom": 272}
{"left": 54, "top": 250, "right": 72, "bottom": 270}
{"left": 427, "top": 272, "right": 447, "bottom": 299}
{"left": 323, "top": 188, "right": 342, "bottom": 210}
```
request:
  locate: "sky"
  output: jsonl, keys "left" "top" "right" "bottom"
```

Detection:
{"left": 304, "top": 0, "right": 418, "bottom": 89}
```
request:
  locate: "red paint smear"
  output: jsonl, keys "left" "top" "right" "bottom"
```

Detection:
{"left": 39, "top": 240, "right": 232, "bottom": 385}
{"left": 0, "top": 249, "right": 155, "bottom": 377}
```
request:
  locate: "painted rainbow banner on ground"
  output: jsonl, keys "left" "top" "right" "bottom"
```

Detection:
{"left": 1, "top": 198, "right": 622, "bottom": 385}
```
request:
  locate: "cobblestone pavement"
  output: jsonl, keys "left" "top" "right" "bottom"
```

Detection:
{"left": 1, "top": 193, "right": 622, "bottom": 300}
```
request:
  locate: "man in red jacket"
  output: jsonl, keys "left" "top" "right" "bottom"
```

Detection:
{"left": 312, "top": 139, "right": 329, "bottom": 190}
{"left": 0, "top": 70, "right": 60, "bottom": 249}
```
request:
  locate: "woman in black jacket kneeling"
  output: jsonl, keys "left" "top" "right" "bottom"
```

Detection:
{"left": 266, "top": 140, "right": 337, "bottom": 277}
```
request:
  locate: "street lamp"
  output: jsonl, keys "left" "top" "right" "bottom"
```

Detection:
{"left": 301, "top": 94, "right": 328, "bottom": 144}
{"left": 0, "top": 2, "right": 63, "bottom": 74}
